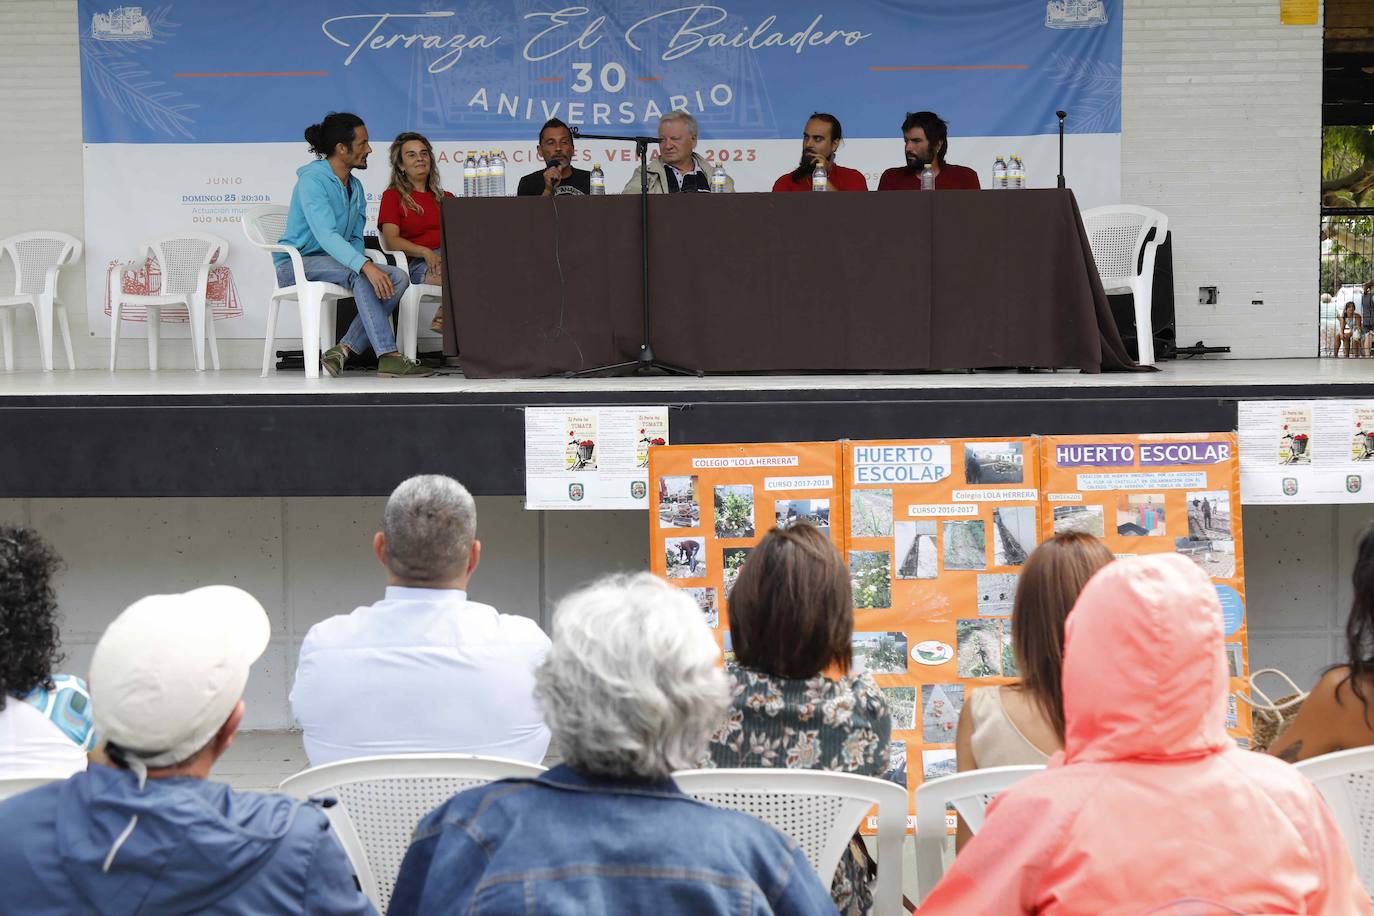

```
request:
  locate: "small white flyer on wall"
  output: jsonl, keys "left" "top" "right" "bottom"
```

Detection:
{"left": 1238, "top": 399, "right": 1374, "bottom": 504}
{"left": 525, "top": 406, "right": 670, "bottom": 510}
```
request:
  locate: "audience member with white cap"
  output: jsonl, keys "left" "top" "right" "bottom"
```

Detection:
{"left": 0, "top": 585, "right": 374, "bottom": 915}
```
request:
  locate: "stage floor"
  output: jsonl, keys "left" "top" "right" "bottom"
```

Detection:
{"left": 2, "top": 358, "right": 1369, "bottom": 497}
{"left": 1, "top": 357, "right": 1370, "bottom": 397}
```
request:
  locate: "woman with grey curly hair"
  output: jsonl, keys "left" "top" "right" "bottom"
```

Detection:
{"left": 391, "top": 572, "right": 835, "bottom": 915}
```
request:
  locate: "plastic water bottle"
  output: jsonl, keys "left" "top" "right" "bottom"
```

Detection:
{"left": 490, "top": 151, "right": 506, "bottom": 197}
{"left": 919, "top": 163, "right": 935, "bottom": 191}
{"left": 475, "top": 152, "right": 489, "bottom": 197}
{"left": 993, "top": 154, "right": 1008, "bottom": 190}
{"left": 710, "top": 163, "right": 727, "bottom": 193}
{"left": 1009, "top": 154, "right": 1025, "bottom": 190}
{"left": 462, "top": 154, "right": 476, "bottom": 197}
{"left": 812, "top": 162, "right": 828, "bottom": 191}
{"left": 590, "top": 163, "right": 606, "bottom": 195}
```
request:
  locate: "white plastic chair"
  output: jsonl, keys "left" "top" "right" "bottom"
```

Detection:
{"left": 109, "top": 233, "right": 228, "bottom": 371}
{"left": 375, "top": 244, "right": 442, "bottom": 360}
{"left": 0, "top": 775, "right": 62, "bottom": 801}
{"left": 1081, "top": 205, "right": 1170, "bottom": 366}
{"left": 241, "top": 205, "right": 354, "bottom": 379}
{"left": 278, "top": 753, "right": 546, "bottom": 912}
{"left": 0, "top": 231, "right": 82, "bottom": 371}
{"left": 913, "top": 764, "right": 1044, "bottom": 902}
{"left": 672, "top": 768, "right": 907, "bottom": 916}
{"left": 1295, "top": 746, "right": 1374, "bottom": 897}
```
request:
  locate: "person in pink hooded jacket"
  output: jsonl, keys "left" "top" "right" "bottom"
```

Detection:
{"left": 921, "top": 553, "right": 1369, "bottom": 915}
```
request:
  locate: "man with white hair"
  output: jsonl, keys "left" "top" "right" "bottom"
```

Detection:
{"left": 389, "top": 572, "right": 834, "bottom": 914}
{"left": 0, "top": 586, "right": 372, "bottom": 914}
{"left": 291, "top": 474, "right": 550, "bottom": 766}
{"left": 623, "top": 110, "right": 736, "bottom": 194}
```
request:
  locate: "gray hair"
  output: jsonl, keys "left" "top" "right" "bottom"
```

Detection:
{"left": 659, "top": 110, "right": 698, "bottom": 140}
{"left": 381, "top": 475, "right": 476, "bottom": 582}
{"left": 537, "top": 572, "right": 729, "bottom": 781}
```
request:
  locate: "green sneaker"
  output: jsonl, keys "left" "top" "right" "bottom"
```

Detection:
{"left": 320, "top": 346, "right": 346, "bottom": 378}
{"left": 377, "top": 353, "right": 437, "bottom": 378}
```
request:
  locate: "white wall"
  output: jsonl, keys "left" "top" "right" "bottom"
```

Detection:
{"left": 0, "top": 0, "right": 1328, "bottom": 366}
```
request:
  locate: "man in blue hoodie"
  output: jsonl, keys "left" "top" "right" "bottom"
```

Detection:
{"left": 0, "top": 586, "right": 374, "bottom": 915}
{"left": 277, "top": 111, "right": 432, "bottom": 378}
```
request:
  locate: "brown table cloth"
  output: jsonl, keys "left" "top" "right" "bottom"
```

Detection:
{"left": 440, "top": 189, "right": 1137, "bottom": 378}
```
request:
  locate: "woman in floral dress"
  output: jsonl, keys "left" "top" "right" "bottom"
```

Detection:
{"left": 704, "top": 523, "right": 891, "bottom": 915}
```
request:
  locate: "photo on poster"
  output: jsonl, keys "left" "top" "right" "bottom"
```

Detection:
{"left": 565, "top": 415, "right": 598, "bottom": 471}
{"left": 851, "top": 489, "right": 894, "bottom": 538}
{"left": 1225, "top": 642, "right": 1244, "bottom": 678}
{"left": 665, "top": 537, "right": 706, "bottom": 579}
{"left": 1053, "top": 504, "right": 1106, "bottom": 537}
{"left": 1174, "top": 536, "right": 1236, "bottom": 578}
{"left": 957, "top": 619, "right": 1003, "bottom": 678}
{"left": 774, "top": 499, "right": 830, "bottom": 534}
{"left": 850, "top": 550, "right": 892, "bottom": 608}
{"left": 1278, "top": 408, "right": 1312, "bottom": 465}
{"left": 1002, "top": 626, "right": 1019, "bottom": 678}
{"left": 895, "top": 520, "right": 939, "bottom": 579}
{"left": 1186, "top": 490, "right": 1231, "bottom": 540}
{"left": 714, "top": 484, "right": 756, "bottom": 538}
{"left": 976, "top": 573, "right": 1019, "bottom": 616}
{"left": 943, "top": 520, "right": 987, "bottom": 570}
{"left": 964, "top": 442, "right": 1025, "bottom": 485}
{"left": 923, "top": 748, "right": 957, "bottom": 780}
{"left": 992, "top": 506, "right": 1037, "bottom": 565}
{"left": 657, "top": 475, "right": 700, "bottom": 529}
{"left": 684, "top": 587, "right": 718, "bottom": 629}
{"left": 723, "top": 547, "right": 753, "bottom": 598}
{"left": 883, "top": 687, "right": 917, "bottom": 732}
{"left": 1352, "top": 410, "right": 1374, "bottom": 461}
{"left": 852, "top": 631, "right": 908, "bottom": 675}
{"left": 722, "top": 632, "right": 736, "bottom": 667}
{"left": 882, "top": 742, "right": 908, "bottom": 788}
{"left": 1115, "top": 493, "right": 1167, "bottom": 537}
{"left": 921, "top": 684, "right": 964, "bottom": 743}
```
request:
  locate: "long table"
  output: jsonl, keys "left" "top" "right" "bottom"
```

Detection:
{"left": 438, "top": 189, "right": 1138, "bottom": 378}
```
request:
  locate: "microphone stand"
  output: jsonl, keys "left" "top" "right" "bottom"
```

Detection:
{"left": 1056, "top": 110, "right": 1067, "bottom": 190}
{"left": 562, "top": 128, "right": 700, "bottom": 378}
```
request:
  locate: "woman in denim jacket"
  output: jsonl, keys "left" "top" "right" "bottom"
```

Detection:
{"left": 390, "top": 573, "right": 836, "bottom": 915}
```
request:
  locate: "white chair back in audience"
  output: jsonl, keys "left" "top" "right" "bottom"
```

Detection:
{"left": 913, "top": 764, "right": 1044, "bottom": 903}
{"left": 109, "top": 233, "right": 229, "bottom": 372}
{"left": 240, "top": 205, "right": 355, "bottom": 380}
{"left": 277, "top": 753, "right": 546, "bottom": 913}
{"left": 0, "top": 231, "right": 82, "bottom": 372}
{"left": 1080, "top": 204, "right": 1169, "bottom": 366}
{"left": 1295, "top": 745, "right": 1374, "bottom": 898}
{"left": 0, "top": 775, "right": 62, "bottom": 801}
{"left": 672, "top": 768, "right": 907, "bottom": 916}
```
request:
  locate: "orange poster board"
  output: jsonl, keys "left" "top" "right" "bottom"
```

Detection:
{"left": 648, "top": 442, "right": 846, "bottom": 644}
{"left": 844, "top": 438, "right": 1041, "bottom": 829}
{"left": 1040, "top": 433, "right": 1250, "bottom": 744}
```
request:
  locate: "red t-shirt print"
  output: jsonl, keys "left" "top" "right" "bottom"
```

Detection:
{"left": 377, "top": 188, "right": 455, "bottom": 250}
{"left": 771, "top": 163, "right": 870, "bottom": 192}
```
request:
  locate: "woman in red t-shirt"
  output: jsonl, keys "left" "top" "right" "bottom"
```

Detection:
{"left": 379, "top": 132, "right": 454, "bottom": 331}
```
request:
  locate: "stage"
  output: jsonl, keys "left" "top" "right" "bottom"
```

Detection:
{"left": 3, "top": 359, "right": 1369, "bottom": 497}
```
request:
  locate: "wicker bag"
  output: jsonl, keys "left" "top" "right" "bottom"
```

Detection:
{"left": 1234, "top": 668, "right": 1307, "bottom": 753}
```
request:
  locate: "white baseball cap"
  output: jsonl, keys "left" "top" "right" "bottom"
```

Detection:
{"left": 90, "top": 585, "right": 270, "bottom": 768}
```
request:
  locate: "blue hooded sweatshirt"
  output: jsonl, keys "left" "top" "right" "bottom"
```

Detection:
{"left": 0, "top": 765, "right": 374, "bottom": 915}
{"left": 275, "top": 158, "right": 367, "bottom": 274}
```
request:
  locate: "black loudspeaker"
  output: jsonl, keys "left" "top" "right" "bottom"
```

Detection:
{"left": 1107, "top": 230, "right": 1176, "bottom": 361}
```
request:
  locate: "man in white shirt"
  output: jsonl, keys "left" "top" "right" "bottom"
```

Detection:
{"left": 622, "top": 111, "right": 735, "bottom": 194}
{"left": 290, "top": 475, "right": 551, "bottom": 766}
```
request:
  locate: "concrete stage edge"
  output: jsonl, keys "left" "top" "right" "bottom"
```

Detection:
{"left": 2, "top": 359, "right": 1369, "bottom": 497}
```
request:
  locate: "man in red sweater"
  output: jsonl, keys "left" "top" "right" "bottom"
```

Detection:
{"left": 878, "top": 110, "right": 981, "bottom": 191}
{"left": 771, "top": 113, "right": 868, "bottom": 192}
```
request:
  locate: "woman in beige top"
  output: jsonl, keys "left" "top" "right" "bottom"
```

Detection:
{"left": 954, "top": 531, "right": 1114, "bottom": 848}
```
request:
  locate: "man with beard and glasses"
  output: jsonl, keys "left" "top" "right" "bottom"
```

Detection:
{"left": 771, "top": 113, "right": 868, "bottom": 192}
{"left": 878, "top": 110, "right": 980, "bottom": 191}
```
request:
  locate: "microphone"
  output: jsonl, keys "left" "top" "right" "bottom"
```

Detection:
{"left": 1056, "top": 110, "right": 1067, "bottom": 190}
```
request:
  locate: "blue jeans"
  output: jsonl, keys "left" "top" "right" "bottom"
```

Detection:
{"left": 407, "top": 247, "right": 441, "bottom": 286}
{"left": 276, "top": 255, "right": 408, "bottom": 356}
